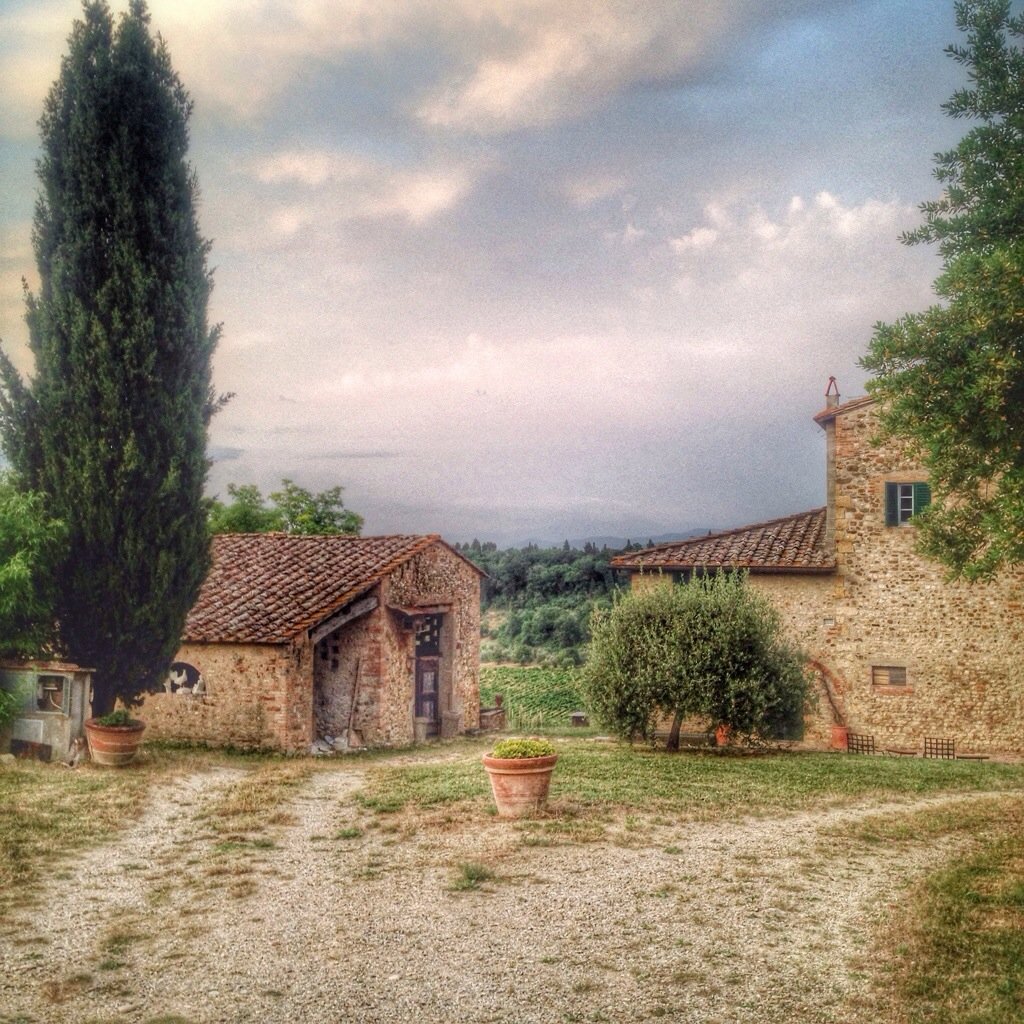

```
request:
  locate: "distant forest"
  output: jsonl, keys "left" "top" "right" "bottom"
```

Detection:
{"left": 454, "top": 539, "right": 651, "bottom": 666}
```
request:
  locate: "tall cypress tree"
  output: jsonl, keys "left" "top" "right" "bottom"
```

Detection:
{"left": 0, "top": 0, "right": 224, "bottom": 713}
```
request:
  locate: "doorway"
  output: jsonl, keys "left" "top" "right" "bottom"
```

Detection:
{"left": 414, "top": 614, "right": 443, "bottom": 738}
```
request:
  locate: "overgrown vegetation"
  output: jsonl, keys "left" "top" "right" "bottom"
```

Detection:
{"left": 583, "top": 573, "right": 809, "bottom": 749}
{"left": 0, "top": 473, "right": 66, "bottom": 667}
{"left": 460, "top": 540, "right": 626, "bottom": 665}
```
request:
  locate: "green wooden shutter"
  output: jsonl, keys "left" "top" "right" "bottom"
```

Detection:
{"left": 885, "top": 482, "right": 899, "bottom": 526}
{"left": 912, "top": 482, "right": 931, "bottom": 516}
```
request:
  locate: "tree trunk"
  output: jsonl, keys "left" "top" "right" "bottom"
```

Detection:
{"left": 90, "top": 677, "right": 117, "bottom": 718}
{"left": 666, "top": 711, "right": 683, "bottom": 752}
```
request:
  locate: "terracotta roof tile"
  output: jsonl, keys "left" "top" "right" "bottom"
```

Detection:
{"left": 611, "top": 508, "right": 834, "bottom": 573}
{"left": 186, "top": 533, "right": 445, "bottom": 644}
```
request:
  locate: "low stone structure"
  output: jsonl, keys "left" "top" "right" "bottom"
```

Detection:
{"left": 613, "top": 389, "right": 1024, "bottom": 754}
{"left": 140, "top": 533, "right": 483, "bottom": 752}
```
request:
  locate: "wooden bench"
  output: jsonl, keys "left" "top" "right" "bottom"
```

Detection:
{"left": 924, "top": 737, "right": 955, "bottom": 759}
{"left": 847, "top": 732, "right": 876, "bottom": 755}
{"left": 884, "top": 746, "right": 918, "bottom": 757}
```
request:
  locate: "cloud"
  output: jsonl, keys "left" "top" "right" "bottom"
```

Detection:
{"left": 247, "top": 147, "right": 482, "bottom": 228}
{"left": 417, "top": 1, "right": 743, "bottom": 132}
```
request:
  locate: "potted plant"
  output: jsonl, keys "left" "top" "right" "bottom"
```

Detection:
{"left": 482, "top": 737, "right": 557, "bottom": 817}
{"left": 84, "top": 708, "right": 146, "bottom": 766}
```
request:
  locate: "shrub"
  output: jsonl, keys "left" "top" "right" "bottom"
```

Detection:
{"left": 582, "top": 572, "right": 809, "bottom": 748}
{"left": 490, "top": 738, "right": 557, "bottom": 759}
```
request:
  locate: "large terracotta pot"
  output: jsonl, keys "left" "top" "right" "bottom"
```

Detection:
{"left": 830, "top": 724, "right": 849, "bottom": 751}
{"left": 482, "top": 753, "right": 557, "bottom": 817}
{"left": 84, "top": 718, "right": 146, "bottom": 766}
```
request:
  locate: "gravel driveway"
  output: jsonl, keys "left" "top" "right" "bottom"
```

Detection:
{"left": 0, "top": 758, "right": 991, "bottom": 1024}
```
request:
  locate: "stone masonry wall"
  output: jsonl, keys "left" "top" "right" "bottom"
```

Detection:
{"left": 815, "top": 402, "right": 1024, "bottom": 752}
{"left": 383, "top": 543, "right": 482, "bottom": 739}
{"left": 140, "top": 641, "right": 304, "bottom": 751}
{"left": 311, "top": 541, "right": 481, "bottom": 748}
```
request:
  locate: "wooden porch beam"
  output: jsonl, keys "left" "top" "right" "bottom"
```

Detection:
{"left": 309, "top": 595, "right": 378, "bottom": 645}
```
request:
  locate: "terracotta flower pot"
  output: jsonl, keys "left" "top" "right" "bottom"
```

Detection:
{"left": 715, "top": 724, "right": 731, "bottom": 748}
{"left": 482, "top": 753, "right": 557, "bottom": 817}
{"left": 830, "top": 724, "right": 849, "bottom": 751}
{"left": 84, "top": 717, "right": 146, "bottom": 766}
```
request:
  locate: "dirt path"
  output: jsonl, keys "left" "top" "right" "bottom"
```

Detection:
{"left": 0, "top": 765, "right": 1001, "bottom": 1024}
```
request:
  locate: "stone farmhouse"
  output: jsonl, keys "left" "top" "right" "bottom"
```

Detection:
{"left": 140, "top": 533, "right": 483, "bottom": 752}
{"left": 613, "top": 389, "right": 1024, "bottom": 754}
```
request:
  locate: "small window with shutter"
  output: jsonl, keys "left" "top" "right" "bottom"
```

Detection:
{"left": 885, "top": 482, "right": 931, "bottom": 526}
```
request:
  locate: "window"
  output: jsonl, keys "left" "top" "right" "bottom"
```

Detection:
{"left": 872, "top": 665, "right": 908, "bottom": 687}
{"left": 885, "top": 482, "right": 931, "bottom": 526}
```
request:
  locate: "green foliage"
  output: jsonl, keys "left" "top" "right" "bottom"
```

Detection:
{"left": 0, "top": 473, "right": 67, "bottom": 661}
{"left": 0, "top": 1, "right": 224, "bottom": 713}
{"left": 464, "top": 541, "right": 622, "bottom": 665}
{"left": 449, "top": 861, "right": 496, "bottom": 891}
{"left": 207, "top": 484, "right": 283, "bottom": 534}
{"left": 490, "top": 737, "right": 556, "bottom": 759}
{"left": 208, "top": 479, "right": 362, "bottom": 535}
{"left": 861, "top": 0, "right": 1024, "bottom": 578}
{"left": 0, "top": 689, "right": 18, "bottom": 736}
{"left": 94, "top": 709, "right": 137, "bottom": 727}
{"left": 479, "top": 666, "right": 586, "bottom": 727}
{"left": 582, "top": 573, "right": 809, "bottom": 746}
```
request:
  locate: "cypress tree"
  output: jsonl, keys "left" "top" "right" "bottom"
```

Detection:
{"left": 0, "top": 0, "right": 224, "bottom": 713}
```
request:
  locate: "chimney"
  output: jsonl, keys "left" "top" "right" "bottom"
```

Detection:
{"left": 823, "top": 378, "right": 838, "bottom": 557}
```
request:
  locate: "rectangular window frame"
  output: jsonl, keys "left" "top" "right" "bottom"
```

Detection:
{"left": 871, "top": 664, "right": 914, "bottom": 694}
{"left": 885, "top": 481, "right": 931, "bottom": 527}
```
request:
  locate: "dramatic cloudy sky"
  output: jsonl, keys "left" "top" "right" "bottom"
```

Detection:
{"left": 0, "top": 1, "right": 971, "bottom": 544}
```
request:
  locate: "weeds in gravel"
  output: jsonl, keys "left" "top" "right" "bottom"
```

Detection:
{"left": 199, "top": 761, "right": 312, "bottom": 837}
{"left": 450, "top": 861, "right": 496, "bottom": 891}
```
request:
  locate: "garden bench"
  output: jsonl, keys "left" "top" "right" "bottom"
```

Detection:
{"left": 884, "top": 746, "right": 918, "bottom": 756}
{"left": 846, "top": 732, "right": 876, "bottom": 755}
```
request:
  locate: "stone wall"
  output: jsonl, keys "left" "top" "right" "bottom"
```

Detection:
{"left": 310, "top": 540, "right": 481, "bottom": 749}
{"left": 382, "top": 542, "right": 482, "bottom": 738}
{"left": 813, "top": 401, "right": 1024, "bottom": 752}
{"left": 140, "top": 641, "right": 302, "bottom": 750}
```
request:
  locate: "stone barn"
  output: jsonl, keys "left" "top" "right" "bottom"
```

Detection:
{"left": 140, "top": 533, "right": 483, "bottom": 752}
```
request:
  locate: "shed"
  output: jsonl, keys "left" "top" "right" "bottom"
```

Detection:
{"left": 139, "top": 533, "right": 484, "bottom": 752}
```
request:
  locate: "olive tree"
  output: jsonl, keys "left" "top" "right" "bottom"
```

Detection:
{"left": 582, "top": 572, "right": 809, "bottom": 748}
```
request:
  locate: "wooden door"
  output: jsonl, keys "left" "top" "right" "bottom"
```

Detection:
{"left": 415, "top": 614, "right": 443, "bottom": 737}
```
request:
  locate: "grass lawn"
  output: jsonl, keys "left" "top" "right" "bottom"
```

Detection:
{"left": 356, "top": 737, "right": 1024, "bottom": 820}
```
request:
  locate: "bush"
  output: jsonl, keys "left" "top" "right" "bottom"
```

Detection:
{"left": 490, "top": 738, "right": 556, "bottom": 759}
{"left": 582, "top": 572, "right": 809, "bottom": 748}
{"left": 0, "top": 474, "right": 66, "bottom": 661}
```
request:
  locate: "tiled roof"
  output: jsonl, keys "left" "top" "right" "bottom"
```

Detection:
{"left": 185, "top": 533, "right": 450, "bottom": 644}
{"left": 611, "top": 508, "right": 834, "bottom": 573}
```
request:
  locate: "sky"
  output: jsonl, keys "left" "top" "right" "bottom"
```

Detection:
{"left": 0, "top": 0, "right": 973, "bottom": 546}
